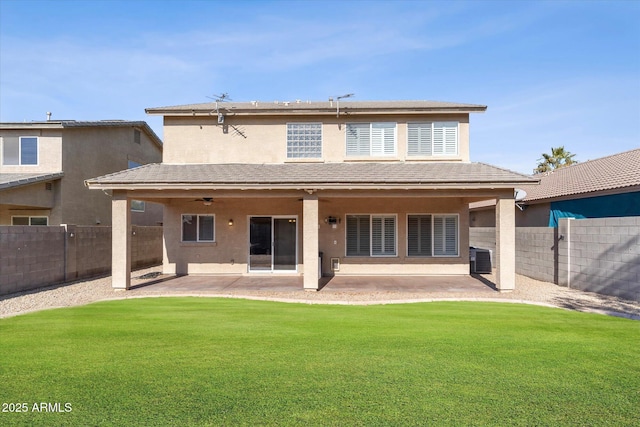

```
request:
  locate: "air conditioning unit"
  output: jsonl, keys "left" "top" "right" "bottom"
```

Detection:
{"left": 470, "top": 247, "right": 492, "bottom": 274}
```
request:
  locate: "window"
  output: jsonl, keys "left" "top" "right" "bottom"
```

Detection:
{"left": 408, "top": 122, "right": 458, "bottom": 156}
{"left": 12, "top": 216, "right": 48, "bottom": 226}
{"left": 2, "top": 137, "right": 38, "bottom": 165}
{"left": 407, "top": 214, "right": 458, "bottom": 257}
{"left": 182, "top": 214, "right": 215, "bottom": 242}
{"left": 407, "top": 215, "right": 432, "bottom": 256}
{"left": 287, "top": 123, "right": 322, "bottom": 158}
{"left": 346, "top": 215, "right": 396, "bottom": 256}
{"left": 128, "top": 160, "right": 145, "bottom": 212}
{"left": 346, "top": 123, "right": 396, "bottom": 156}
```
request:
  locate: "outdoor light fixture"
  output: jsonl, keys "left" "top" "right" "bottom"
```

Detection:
{"left": 228, "top": 219, "right": 234, "bottom": 226}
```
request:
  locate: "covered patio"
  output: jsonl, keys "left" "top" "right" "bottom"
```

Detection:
{"left": 129, "top": 273, "right": 497, "bottom": 295}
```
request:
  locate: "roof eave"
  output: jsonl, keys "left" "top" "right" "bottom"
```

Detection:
{"left": 85, "top": 181, "right": 532, "bottom": 191}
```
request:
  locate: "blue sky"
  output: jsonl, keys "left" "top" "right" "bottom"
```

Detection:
{"left": 1, "top": 0, "right": 638, "bottom": 174}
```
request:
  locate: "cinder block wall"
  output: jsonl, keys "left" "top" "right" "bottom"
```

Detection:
{"left": 471, "top": 217, "right": 640, "bottom": 302}
{"left": 0, "top": 226, "right": 66, "bottom": 294}
{"left": 515, "top": 228, "right": 556, "bottom": 283}
{"left": 469, "top": 227, "right": 496, "bottom": 260}
{"left": 0, "top": 225, "right": 162, "bottom": 295}
{"left": 558, "top": 217, "right": 640, "bottom": 301}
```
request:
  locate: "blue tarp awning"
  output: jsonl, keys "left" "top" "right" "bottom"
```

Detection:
{"left": 548, "top": 191, "right": 640, "bottom": 227}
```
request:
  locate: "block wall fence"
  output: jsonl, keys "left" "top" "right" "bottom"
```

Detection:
{"left": 470, "top": 216, "right": 640, "bottom": 302}
{"left": 0, "top": 225, "right": 162, "bottom": 296}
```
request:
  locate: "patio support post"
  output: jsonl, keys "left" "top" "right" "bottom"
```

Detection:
{"left": 112, "top": 190, "right": 131, "bottom": 290}
{"left": 302, "top": 193, "right": 319, "bottom": 290}
{"left": 495, "top": 195, "right": 515, "bottom": 291}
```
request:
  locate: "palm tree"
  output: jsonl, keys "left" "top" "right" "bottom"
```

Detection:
{"left": 534, "top": 146, "right": 577, "bottom": 174}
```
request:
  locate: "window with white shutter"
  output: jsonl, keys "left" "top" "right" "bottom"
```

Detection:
{"left": 407, "top": 122, "right": 458, "bottom": 156}
{"left": 346, "top": 215, "right": 396, "bottom": 256}
{"left": 346, "top": 123, "right": 396, "bottom": 156}
{"left": 407, "top": 215, "right": 432, "bottom": 256}
{"left": 434, "top": 215, "right": 458, "bottom": 256}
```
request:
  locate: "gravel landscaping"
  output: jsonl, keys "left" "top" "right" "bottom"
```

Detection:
{"left": 1, "top": 267, "right": 639, "bottom": 320}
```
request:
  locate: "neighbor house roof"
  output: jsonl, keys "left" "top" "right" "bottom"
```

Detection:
{"left": 85, "top": 162, "right": 535, "bottom": 191}
{"left": 146, "top": 100, "right": 487, "bottom": 116}
{"left": 0, "top": 172, "right": 64, "bottom": 190}
{"left": 0, "top": 120, "right": 163, "bottom": 149}
{"left": 521, "top": 148, "right": 640, "bottom": 202}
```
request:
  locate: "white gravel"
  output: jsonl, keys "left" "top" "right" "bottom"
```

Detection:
{"left": 1, "top": 267, "right": 639, "bottom": 320}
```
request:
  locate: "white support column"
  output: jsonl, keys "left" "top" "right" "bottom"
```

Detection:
{"left": 302, "top": 193, "right": 319, "bottom": 291}
{"left": 112, "top": 191, "right": 131, "bottom": 290}
{"left": 495, "top": 196, "right": 515, "bottom": 292}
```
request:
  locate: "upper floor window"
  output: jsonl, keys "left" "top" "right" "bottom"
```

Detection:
{"left": 407, "top": 122, "right": 458, "bottom": 156}
{"left": 346, "top": 123, "right": 396, "bottom": 157}
{"left": 287, "top": 123, "right": 322, "bottom": 158}
{"left": 2, "top": 136, "right": 38, "bottom": 165}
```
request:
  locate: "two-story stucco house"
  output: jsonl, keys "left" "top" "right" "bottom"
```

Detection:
{"left": 86, "top": 100, "right": 536, "bottom": 291}
{"left": 1, "top": 120, "right": 163, "bottom": 226}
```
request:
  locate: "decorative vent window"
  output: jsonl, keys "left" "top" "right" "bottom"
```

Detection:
{"left": 408, "top": 214, "right": 458, "bottom": 257}
{"left": 346, "top": 123, "right": 396, "bottom": 156}
{"left": 2, "top": 137, "right": 38, "bottom": 165}
{"left": 407, "top": 122, "right": 458, "bottom": 156}
{"left": 134, "top": 129, "right": 141, "bottom": 144}
{"left": 346, "top": 215, "right": 396, "bottom": 257}
{"left": 182, "top": 214, "right": 215, "bottom": 242}
{"left": 287, "top": 123, "right": 322, "bottom": 158}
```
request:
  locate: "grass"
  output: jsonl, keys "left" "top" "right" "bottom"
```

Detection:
{"left": 0, "top": 298, "right": 639, "bottom": 426}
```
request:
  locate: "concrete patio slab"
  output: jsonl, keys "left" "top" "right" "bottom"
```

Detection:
{"left": 130, "top": 274, "right": 496, "bottom": 294}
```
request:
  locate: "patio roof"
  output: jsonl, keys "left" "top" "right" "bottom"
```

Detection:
{"left": 0, "top": 172, "right": 64, "bottom": 191}
{"left": 85, "top": 162, "right": 537, "bottom": 191}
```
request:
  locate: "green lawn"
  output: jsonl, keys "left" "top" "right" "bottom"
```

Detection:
{"left": 1, "top": 298, "right": 638, "bottom": 426}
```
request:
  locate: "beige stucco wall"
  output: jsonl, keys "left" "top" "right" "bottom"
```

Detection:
{"left": 162, "top": 114, "right": 470, "bottom": 164}
{"left": 470, "top": 202, "right": 551, "bottom": 227}
{"left": 0, "top": 131, "right": 63, "bottom": 173}
{"left": 160, "top": 194, "right": 470, "bottom": 276}
{"left": 61, "top": 127, "right": 163, "bottom": 226}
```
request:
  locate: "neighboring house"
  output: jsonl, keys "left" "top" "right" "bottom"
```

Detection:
{"left": 0, "top": 120, "right": 163, "bottom": 226}
{"left": 86, "top": 100, "right": 536, "bottom": 291}
{"left": 470, "top": 148, "right": 640, "bottom": 227}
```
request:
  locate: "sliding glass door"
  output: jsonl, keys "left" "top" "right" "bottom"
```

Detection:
{"left": 249, "top": 216, "right": 297, "bottom": 272}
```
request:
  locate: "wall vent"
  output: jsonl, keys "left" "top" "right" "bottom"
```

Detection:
{"left": 45, "top": 182, "right": 53, "bottom": 191}
{"left": 330, "top": 257, "right": 340, "bottom": 271}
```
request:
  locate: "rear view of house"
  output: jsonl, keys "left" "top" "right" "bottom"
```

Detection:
{"left": 86, "top": 100, "right": 536, "bottom": 291}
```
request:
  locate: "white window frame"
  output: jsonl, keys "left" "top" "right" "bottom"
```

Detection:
{"left": 286, "top": 122, "right": 323, "bottom": 159}
{"left": 407, "top": 122, "right": 458, "bottom": 156}
{"left": 345, "top": 214, "right": 397, "bottom": 257}
{"left": 11, "top": 216, "right": 48, "bottom": 226}
{"left": 346, "top": 122, "right": 397, "bottom": 157}
{"left": 2, "top": 136, "right": 39, "bottom": 165}
{"left": 181, "top": 214, "right": 215, "bottom": 242}
{"left": 407, "top": 214, "right": 459, "bottom": 257}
